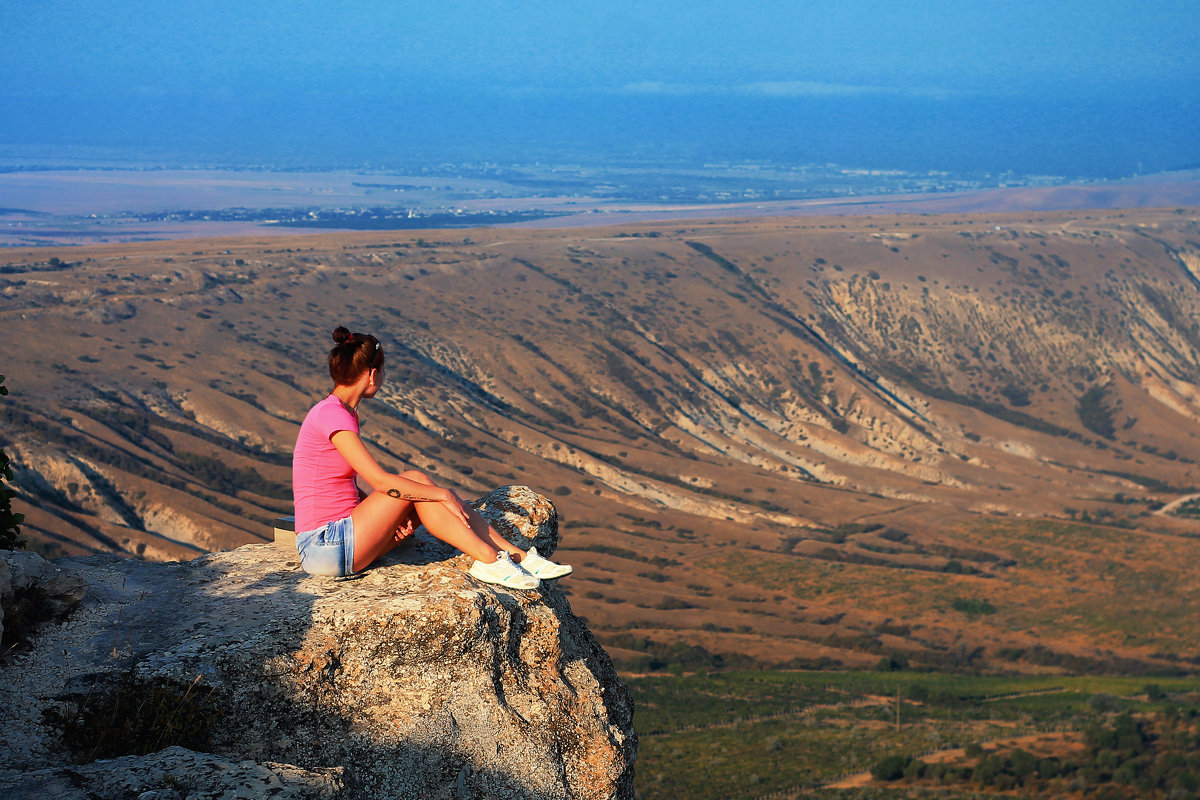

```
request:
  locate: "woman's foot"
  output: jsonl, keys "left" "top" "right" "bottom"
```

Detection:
{"left": 519, "top": 546, "right": 572, "bottom": 580}
{"left": 468, "top": 551, "right": 540, "bottom": 590}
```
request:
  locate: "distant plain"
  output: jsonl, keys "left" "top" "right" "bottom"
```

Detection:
{"left": 4, "top": 163, "right": 1200, "bottom": 247}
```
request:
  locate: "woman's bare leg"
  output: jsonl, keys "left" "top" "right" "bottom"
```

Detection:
{"left": 398, "top": 470, "right": 528, "bottom": 561}
{"left": 350, "top": 470, "right": 502, "bottom": 572}
{"left": 463, "top": 504, "right": 527, "bottom": 562}
{"left": 351, "top": 494, "right": 421, "bottom": 572}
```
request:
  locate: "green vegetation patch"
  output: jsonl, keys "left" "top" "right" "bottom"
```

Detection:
{"left": 630, "top": 670, "right": 1200, "bottom": 800}
{"left": 1171, "top": 496, "right": 1200, "bottom": 519}
{"left": 637, "top": 714, "right": 895, "bottom": 799}
{"left": 1076, "top": 385, "right": 1116, "bottom": 439}
{"left": 952, "top": 597, "right": 998, "bottom": 616}
{"left": 873, "top": 710, "right": 1200, "bottom": 798}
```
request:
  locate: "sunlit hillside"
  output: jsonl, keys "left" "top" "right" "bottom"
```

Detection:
{"left": 3, "top": 206, "right": 1200, "bottom": 674}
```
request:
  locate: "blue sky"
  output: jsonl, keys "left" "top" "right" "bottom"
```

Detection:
{"left": 3, "top": 1, "right": 1198, "bottom": 173}
{"left": 7, "top": 1, "right": 1197, "bottom": 95}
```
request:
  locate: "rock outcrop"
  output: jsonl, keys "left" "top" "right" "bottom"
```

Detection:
{"left": 0, "top": 549, "right": 88, "bottom": 651}
{"left": 0, "top": 486, "right": 636, "bottom": 800}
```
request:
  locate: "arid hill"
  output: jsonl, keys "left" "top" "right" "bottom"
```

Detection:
{"left": 3, "top": 206, "right": 1200, "bottom": 674}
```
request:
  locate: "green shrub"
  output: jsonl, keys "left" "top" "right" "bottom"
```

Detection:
{"left": 1087, "top": 693, "right": 1122, "bottom": 714}
{"left": 1077, "top": 385, "right": 1116, "bottom": 439}
{"left": 952, "top": 597, "right": 997, "bottom": 616}
{"left": 1010, "top": 747, "right": 1037, "bottom": 780}
{"left": 871, "top": 754, "right": 911, "bottom": 781}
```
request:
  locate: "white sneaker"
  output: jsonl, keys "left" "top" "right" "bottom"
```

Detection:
{"left": 468, "top": 551, "right": 540, "bottom": 590}
{"left": 519, "top": 546, "right": 572, "bottom": 580}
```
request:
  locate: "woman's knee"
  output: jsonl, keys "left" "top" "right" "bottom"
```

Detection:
{"left": 401, "top": 469, "right": 433, "bottom": 484}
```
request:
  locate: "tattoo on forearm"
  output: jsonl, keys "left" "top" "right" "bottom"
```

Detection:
{"left": 387, "top": 488, "right": 427, "bottom": 501}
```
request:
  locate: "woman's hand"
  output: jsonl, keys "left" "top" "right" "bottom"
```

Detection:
{"left": 439, "top": 487, "right": 472, "bottom": 528}
{"left": 393, "top": 517, "right": 416, "bottom": 542}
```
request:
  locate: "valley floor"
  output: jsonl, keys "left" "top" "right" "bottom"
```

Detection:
{"left": 629, "top": 670, "right": 1200, "bottom": 800}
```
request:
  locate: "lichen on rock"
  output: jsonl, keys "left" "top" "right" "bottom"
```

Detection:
{"left": 0, "top": 486, "right": 636, "bottom": 800}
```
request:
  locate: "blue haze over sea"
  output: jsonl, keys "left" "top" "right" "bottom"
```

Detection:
{"left": 3, "top": 87, "right": 1195, "bottom": 180}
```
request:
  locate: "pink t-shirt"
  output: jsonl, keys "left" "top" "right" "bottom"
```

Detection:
{"left": 292, "top": 395, "right": 361, "bottom": 532}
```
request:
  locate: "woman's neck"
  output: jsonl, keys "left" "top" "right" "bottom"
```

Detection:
{"left": 331, "top": 384, "right": 363, "bottom": 410}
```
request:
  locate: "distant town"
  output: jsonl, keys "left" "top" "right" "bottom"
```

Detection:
{"left": 122, "top": 160, "right": 1070, "bottom": 228}
{"left": 0, "top": 153, "right": 1173, "bottom": 245}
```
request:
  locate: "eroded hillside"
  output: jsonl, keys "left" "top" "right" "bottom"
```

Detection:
{"left": 3, "top": 207, "right": 1200, "bottom": 673}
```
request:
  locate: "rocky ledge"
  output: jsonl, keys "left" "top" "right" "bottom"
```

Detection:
{"left": 0, "top": 486, "right": 636, "bottom": 800}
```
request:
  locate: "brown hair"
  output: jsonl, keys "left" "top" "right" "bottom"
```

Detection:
{"left": 328, "top": 326, "right": 384, "bottom": 385}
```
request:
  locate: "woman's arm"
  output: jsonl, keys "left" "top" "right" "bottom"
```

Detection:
{"left": 330, "top": 430, "right": 469, "bottom": 525}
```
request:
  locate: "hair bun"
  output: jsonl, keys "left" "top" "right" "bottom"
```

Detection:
{"left": 332, "top": 325, "right": 352, "bottom": 345}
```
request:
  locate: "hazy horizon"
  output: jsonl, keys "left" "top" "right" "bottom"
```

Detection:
{"left": 3, "top": 2, "right": 1198, "bottom": 178}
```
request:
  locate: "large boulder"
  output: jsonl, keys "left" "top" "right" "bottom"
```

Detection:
{"left": 0, "top": 486, "right": 636, "bottom": 800}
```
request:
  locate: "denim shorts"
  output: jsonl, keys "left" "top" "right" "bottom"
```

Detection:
{"left": 296, "top": 515, "right": 355, "bottom": 577}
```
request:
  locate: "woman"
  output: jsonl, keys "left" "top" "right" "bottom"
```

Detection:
{"left": 292, "top": 326, "right": 571, "bottom": 589}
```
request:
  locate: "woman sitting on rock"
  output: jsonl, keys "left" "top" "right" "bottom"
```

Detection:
{"left": 291, "top": 326, "right": 571, "bottom": 589}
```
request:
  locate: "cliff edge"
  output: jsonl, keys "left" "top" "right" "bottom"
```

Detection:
{"left": 0, "top": 486, "right": 636, "bottom": 800}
